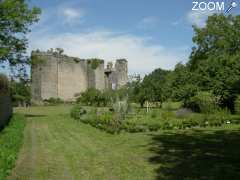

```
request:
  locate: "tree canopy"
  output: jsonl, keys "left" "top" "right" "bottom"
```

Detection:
{"left": 129, "top": 14, "right": 240, "bottom": 112}
{"left": 0, "top": 0, "right": 41, "bottom": 76}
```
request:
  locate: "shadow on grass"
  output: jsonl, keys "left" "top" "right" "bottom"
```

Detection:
{"left": 24, "top": 114, "right": 46, "bottom": 118}
{"left": 149, "top": 129, "right": 240, "bottom": 180}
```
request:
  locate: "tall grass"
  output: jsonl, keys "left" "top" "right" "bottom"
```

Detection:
{"left": 0, "top": 114, "right": 26, "bottom": 179}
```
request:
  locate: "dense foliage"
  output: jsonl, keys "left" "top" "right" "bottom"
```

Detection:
{"left": 0, "top": 0, "right": 41, "bottom": 76}
{"left": 129, "top": 14, "right": 240, "bottom": 113}
{"left": 0, "top": 114, "right": 26, "bottom": 179}
{"left": 76, "top": 88, "right": 111, "bottom": 106}
{"left": 11, "top": 79, "right": 31, "bottom": 106}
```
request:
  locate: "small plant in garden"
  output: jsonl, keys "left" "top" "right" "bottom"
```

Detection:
{"left": 70, "top": 105, "right": 87, "bottom": 120}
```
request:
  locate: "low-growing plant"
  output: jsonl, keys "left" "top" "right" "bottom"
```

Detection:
{"left": 70, "top": 105, "right": 87, "bottom": 120}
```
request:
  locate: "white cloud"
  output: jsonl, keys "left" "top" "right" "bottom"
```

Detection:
{"left": 61, "top": 7, "right": 85, "bottom": 24}
{"left": 186, "top": 10, "right": 216, "bottom": 27}
{"left": 28, "top": 30, "right": 189, "bottom": 75}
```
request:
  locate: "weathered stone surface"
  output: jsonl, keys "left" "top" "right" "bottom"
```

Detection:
{"left": 31, "top": 50, "right": 128, "bottom": 102}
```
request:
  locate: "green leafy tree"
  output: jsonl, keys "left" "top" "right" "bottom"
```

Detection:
{"left": 140, "top": 68, "right": 170, "bottom": 107}
{"left": 0, "top": 0, "right": 41, "bottom": 76}
{"left": 188, "top": 14, "right": 240, "bottom": 111}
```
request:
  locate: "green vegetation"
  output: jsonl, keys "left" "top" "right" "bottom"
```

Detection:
{"left": 87, "top": 59, "right": 103, "bottom": 70}
{"left": 0, "top": 74, "right": 9, "bottom": 95}
{"left": 184, "top": 91, "right": 218, "bottom": 113}
{"left": 30, "top": 55, "right": 47, "bottom": 66}
{"left": 43, "top": 97, "right": 64, "bottom": 106}
{"left": 0, "top": 114, "right": 26, "bottom": 180}
{"left": 76, "top": 88, "right": 110, "bottom": 107}
{"left": 71, "top": 102, "right": 240, "bottom": 134}
{"left": 127, "top": 15, "right": 240, "bottom": 114}
{"left": 8, "top": 106, "right": 240, "bottom": 179}
{"left": 0, "top": 0, "right": 41, "bottom": 76}
{"left": 11, "top": 79, "right": 31, "bottom": 107}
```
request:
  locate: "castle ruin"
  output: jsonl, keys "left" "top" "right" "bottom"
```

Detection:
{"left": 31, "top": 50, "right": 128, "bottom": 103}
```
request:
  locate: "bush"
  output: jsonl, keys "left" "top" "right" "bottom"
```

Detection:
{"left": 70, "top": 105, "right": 87, "bottom": 120}
{"left": 184, "top": 91, "right": 218, "bottom": 113}
{"left": 76, "top": 88, "right": 111, "bottom": 107}
{"left": 43, "top": 97, "right": 64, "bottom": 105}
{"left": 11, "top": 80, "right": 31, "bottom": 107}
{"left": 0, "top": 114, "right": 26, "bottom": 179}
{"left": 203, "top": 109, "right": 231, "bottom": 127}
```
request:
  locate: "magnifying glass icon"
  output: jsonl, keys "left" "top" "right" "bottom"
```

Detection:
{"left": 226, "top": 1, "right": 238, "bottom": 13}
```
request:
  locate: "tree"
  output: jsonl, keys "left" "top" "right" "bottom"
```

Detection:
{"left": 0, "top": 0, "right": 41, "bottom": 76}
{"left": 188, "top": 14, "right": 240, "bottom": 111}
{"left": 140, "top": 68, "right": 170, "bottom": 107}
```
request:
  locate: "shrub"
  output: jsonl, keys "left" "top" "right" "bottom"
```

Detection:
{"left": 203, "top": 109, "right": 231, "bottom": 127}
{"left": 76, "top": 88, "right": 111, "bottom": 107}
{"left": 43, "top": 97, "right": 64, "bottom": 105}
{"left": 184, "top": 91, "right": 218, "bottom": 113}
{"left": 10, "top": 80, "right": 31, "bottom": 107}
{"left": 70, "top": 105, "right": 87, "bottom": 120}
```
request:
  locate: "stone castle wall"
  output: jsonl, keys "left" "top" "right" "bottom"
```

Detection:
{"left": 31, "top": 51, "right": 128, "bottom": 102}
{"left": 87, "top": 60, "right": 105, "bottom": 90}
{"left": 115, "top": 59, "right": 128, "bottom": 89}
{"left": 58, "top": 57, "right": 88, "bottom": 101}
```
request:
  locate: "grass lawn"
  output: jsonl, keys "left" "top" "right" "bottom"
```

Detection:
{"left": 7, "top": 105, "right": 240, "bottom": 180}
{"left": 0, "top": 114, "right": 25, "bottom": 180}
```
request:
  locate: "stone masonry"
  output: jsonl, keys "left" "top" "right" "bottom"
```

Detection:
{"left": 31, "top": 50, "right": 128, "bottom": 103}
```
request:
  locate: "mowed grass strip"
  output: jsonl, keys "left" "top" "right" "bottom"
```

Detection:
{"left": 8, "top": 106, "right": 156, "bottom": 180}
{"left": 0, "top": 114, "right": 26, "bottom": 180}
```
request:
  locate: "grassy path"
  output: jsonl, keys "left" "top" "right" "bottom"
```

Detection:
{"left": 7, "top": 105, "right": 240, "bottom": 179}
{"left": 7, "top": 106, "right": 156, "bottom": 180}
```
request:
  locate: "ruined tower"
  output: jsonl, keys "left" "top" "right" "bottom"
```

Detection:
{"left": 31, "top": 51, "right": 88, "bottom": 103}
{"left": 31, "top": 50, "right": 128, "bottom": 103}
{"left": 87, "top": 59, "right": 105, "bottom": 90}
{"left": 115, "top": 59, "right": 128, "bottom": 89}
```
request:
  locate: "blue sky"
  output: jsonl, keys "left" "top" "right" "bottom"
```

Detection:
{"left": 26, "top": 0, "right": 239, "bottom": 75}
